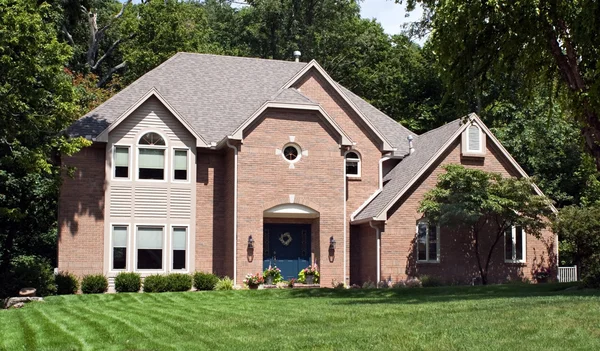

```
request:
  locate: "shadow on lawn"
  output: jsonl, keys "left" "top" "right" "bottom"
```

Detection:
{"left": 283, "top": 283, "right": 598, "bottom": 305}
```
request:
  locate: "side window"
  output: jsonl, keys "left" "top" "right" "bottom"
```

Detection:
{"left": 173, "top": 149, "right": 188, "bottom": 181}
{"left": 345, "top": 151, "right": 361, "bottom": 177}
{"left": 417, "top": 221, "right": 439, "bottom": 262}
{"left": 172, "top": 227, "right": 187, "bottom": 270}
{"left": 114, "top": 146, "right": 129, "bottom": 178}
{"left": 112, "top": 226, "right": 128, "bottom": 270}
{"left": 137, "top": 227, "right": 164, "bottom": 270}
{"left": 505, "top": 226, "right": 525, "bottom": 262}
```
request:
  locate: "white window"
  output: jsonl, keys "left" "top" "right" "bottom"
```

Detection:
{"left": 173, "top": 149, "right": 188, "bottom": 181}
{"left": 467, "top": 125, "right": 481, "bottom": 152}
{"left": 114, "top": 146, "right": 130, "bottom": 179}
{"left": 417, "top": 221, "right": 440, "bottom": 262}
{"left": 137, "top": 227, "right": 164, "bottom": 270}
{"left": 282, "top": 143, "right": 301, "bottom": 163}
{"left": 505, "top": 226, "right": 526, "bottom": 263}
{"left": 345, "top": 151, "right": 361, "bottom": 177}
{"left": 138, "top": 132, "right": 166, "bottom": 180}
{"left": 112, "top": 226, "right": 128, "bottom": 270}
{"left": 172, "top": 227, "right": 187, "bottom": 270}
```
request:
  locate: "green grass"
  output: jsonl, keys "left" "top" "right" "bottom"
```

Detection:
{"left": 1, "top": 283, "right": 599, "bottom": 351}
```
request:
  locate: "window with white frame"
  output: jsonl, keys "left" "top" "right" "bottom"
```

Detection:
{"left": 417, "top": 221, "right": 439, "bottom": 262}
{"left": 112, "top": 225, "right": 127, "bottom": 270}
{"left": 138, "top": 132, "right": 166, "bottom": 180}
{"left": 172, "top": 227, "right": 187, "bottom": 270}
{"left": 467, "top": 124, "right": 481, "bottom": 152}
{"left": 345, "top": 151, "right": 361, "bottom": 177}
{"left": 114, "top": 146, "right": 129, "bottom": 178}
{"left": 137, "top": 227, "right": 164, "bottom": 270}
{"left": 173, "top": 149, "right": 188, "bottom": 181}
{"left": 505, "top": 226, "right": 525, "bottom": 263}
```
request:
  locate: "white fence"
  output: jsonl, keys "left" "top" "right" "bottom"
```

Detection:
{"left": 558, "top": 266, "right": 578, "bottom": 283}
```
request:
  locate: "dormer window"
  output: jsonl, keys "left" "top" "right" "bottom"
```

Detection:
{"left": 138, "top": 132, "right": 166, "bottom": 180}
{"left": 461, "top": 123, "right": 486, "bottom": 157}
{"left": 345, "top": 151, "right": 361, "bottom": 177}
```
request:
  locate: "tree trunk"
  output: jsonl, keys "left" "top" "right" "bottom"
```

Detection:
{"left": 472, "top": 226, "right": 487, "bottom": 285}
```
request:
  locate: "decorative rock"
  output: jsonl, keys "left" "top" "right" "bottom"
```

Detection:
{"left": 19, "top": 288, "right": 36, "bottom": 297}
{"left": 4, "top": 297, "right": 43, "bottom": 309}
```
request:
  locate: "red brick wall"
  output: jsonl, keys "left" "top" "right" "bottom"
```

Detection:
{"left": 296, "top": 68, "right": 382, "bottom": 284}
{"left": 236, "top": 109, "right": 345, "bottom": 285}
{"left": 350, "top": 224, "right": 378, "bottom": 285}
{"left": 58, "top": 145, "right": 105, "bottom": 277}
{"left": 374, "top": 138, "right": 556, "bottom": 284}
{"left": 196, "top": 149, "right": 226, "bottom": 274}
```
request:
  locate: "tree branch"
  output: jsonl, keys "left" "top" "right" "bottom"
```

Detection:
{"left": 97, "top": 62, "right": 127, "bottom": 88}
{"left": 61, "top": 25, "right": 74, "bottom": 46}
{"left": 91, "top": 34, "right": 134, "bottom": 71}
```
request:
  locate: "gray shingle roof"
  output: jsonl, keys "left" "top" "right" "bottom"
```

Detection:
{"left": 69, "top": 53, "right": 308, "bottom": 142}
{"left": 354, "top": 119, "right": 464, "bottom": 221}
{"left": 271, "top": 88, "right": 317, "bottom": 105}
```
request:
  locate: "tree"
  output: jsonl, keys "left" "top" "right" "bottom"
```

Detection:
{"left": 418, "top": 164, "right": 553, "bottom": 284}
{"left": 553, "top": 205, "right": 600, "bottom": 287}
{"left": 0, "top": 0, "right": 90, "bottom": 278}
{"left": 401, "top": 0, "right": 600, "bottom": 171}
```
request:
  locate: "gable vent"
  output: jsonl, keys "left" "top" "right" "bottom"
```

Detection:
{"left": 468, "top": 125, "right": 480, "bottom": 151}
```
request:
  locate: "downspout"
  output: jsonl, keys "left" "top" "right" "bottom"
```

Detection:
{"left": 370, "top": 221, "right": 381, "bottom": 288}
{"left": 226, "top": 139, "right": 238, "bottom": 286}
{"left": 343, "top": 147, "right": 347, "bottom": 285}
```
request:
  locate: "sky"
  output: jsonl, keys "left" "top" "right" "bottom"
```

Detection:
{"left": 359, "top": 0, "right": 423, "bottom": 37}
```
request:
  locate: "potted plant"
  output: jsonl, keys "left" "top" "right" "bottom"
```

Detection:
{"left": 534, "top": 270, "right": 550, "bottom": 284}
{"left": 243, "top": 273, "right": 264, "bottom": 289}
{"left": 263, "top": 265, "right": 282, "bottom": 285}
{"left": 300, "top": 264, "right": 319, "bottom": 285}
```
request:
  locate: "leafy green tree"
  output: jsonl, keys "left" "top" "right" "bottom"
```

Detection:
{"left": 419, "top": 164, "right": 553, "bottom": 284}
{"left": 0, "top": 0, "right": 90, "bottom": 278}
{"left": 401, "top": 0, "right": 600, "bottom": 171}
{"left": 553, "top": 205, "right": 600, "bottom": 287}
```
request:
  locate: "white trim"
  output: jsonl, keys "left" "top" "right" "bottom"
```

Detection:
{"left": 109, "top": 223, "right": 130, "bottom": 273}
{"left": 361, "top": 113, "right": 557, "bottom": 223}
{"left": 111, "top": 144, "right": 132, "bottom": 181}
{"left": 504, "top": 226, "right": 527, "bottom": 263}
{"left": 229, "top": 101, "right": 353, "bottom": 147}
{"left": 345, "top": 150, "right": 361, "bottom": 178}
{"left": 226, "top": 139, "right": 239, "bottom": 285}
{"left": 369, "top": 221, "right": 381, "bottom": 285}
{"left": 169, "top": 225, "right": 190, "bottom": 273}
{"left": 133, "top": 224, "right": 167, "bottom": 273}
{"left": 263, "top": 204, "right": 319, "bottom": 218}
{"left": 171, "top": 147, "right": 191, "bottom": 183}
{"left": 416, "top": 220, "right": 440, "bottom": 263}
{"left": 282, "top": 143, "right": 302, "bottom": 164}
{"left": 343, "top": 147, "right": 347, "bottom": 284}
{"left": 96, "top": 88, "right": 209, "bottom": 148}
{"left": 279, "top": 60, "right": 394, "bottom": 151}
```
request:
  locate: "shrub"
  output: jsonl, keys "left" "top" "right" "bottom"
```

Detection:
{"left": 582, "top": 260, "right": 600, "bottom": 288}
{"left": 114, "top": 272, "right": 141, "bottom": 293}
{"left": 81, "top": 274, "right": 108, "bottom": 294}
{"left": 193, "top": 272, "right": 219, "bottom": 291}
{"left": 420, "top": 275, "right": 443, "bottom": 287}
{"left": 143, "top": 275, "right": 169, "bottom": 293}
{"left": 166, "top": 273, "right": 192, "bottom": 292}
{"left": 215, "top": 277, "right": 234, "bottom": 290}
{"left": 55, "top": 272, "right": 79, "bottom": 295}
{"left": 405, "top": 278, "right": 422, "bottom": 288}
{"left": 362, "top": 281, "right": 376, "bottom": 289}
{"left": 8, "top": 255, "right": 57, "bottom": 297}
{"left": 392, "top": 281, "right": 406, "bottom": 289}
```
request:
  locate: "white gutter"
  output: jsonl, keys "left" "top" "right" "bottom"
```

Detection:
{"left": 343, "top": 150, "right": 347, "bottom": 284}
{"left": 370, "top": 221, "right": 381, "bottom": 288}
{"left": 226, "top": 138, "right": 238, "bottom": 286}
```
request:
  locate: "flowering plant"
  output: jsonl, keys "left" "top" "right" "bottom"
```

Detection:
{"left": 243, "top": 273, "right": 264, "bottom": 286}
{"left": 263, "top": 265, "right": 283, "bottom": 282}
{"left": 298, "top": 263, "right": 320, "bottom": 283}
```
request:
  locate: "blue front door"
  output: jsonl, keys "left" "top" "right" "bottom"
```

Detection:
{"left": 263, "top": 224, "right": 311, "bottom": 280}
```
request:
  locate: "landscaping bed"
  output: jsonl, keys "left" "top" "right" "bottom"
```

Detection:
{"left": 1, "top": 283, "right": 598, "bottom": 350}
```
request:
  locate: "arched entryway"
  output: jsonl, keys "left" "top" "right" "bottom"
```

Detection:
{"left": 263, "top": 204, "right": 320, "bottom": 280}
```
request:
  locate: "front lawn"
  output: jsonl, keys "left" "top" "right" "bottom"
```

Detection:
{"left": 1, "top": 283, "right": 599, "bottom": 351}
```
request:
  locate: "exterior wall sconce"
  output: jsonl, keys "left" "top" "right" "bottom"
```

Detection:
{"left": 248, "top": 235, "right": 255, "bottom": 249}
{"left": 329, "top": 236, "right": 336, "bottom": 251}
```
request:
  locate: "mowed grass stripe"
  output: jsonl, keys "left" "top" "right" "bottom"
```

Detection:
{"left": 1, "top": 283, "right": 599, "bottom": 351}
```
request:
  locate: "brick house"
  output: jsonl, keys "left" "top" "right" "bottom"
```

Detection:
{"left": 59, "top": 53, "right": 557, "bottom": 287}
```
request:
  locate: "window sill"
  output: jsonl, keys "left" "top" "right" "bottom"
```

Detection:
{"left": 346, "top": 176, "right": 362, "bottom": 181}
{"left": 504, "top": 261, "right": 526, "bottom": 266}
{"left": 461, "top": 152, "right": 486, "bottom": 158}
{"left": 417, "top": 260, "right": 440, "bottom": 264}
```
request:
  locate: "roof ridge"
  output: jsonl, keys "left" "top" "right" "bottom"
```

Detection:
{"left": 176, "top": 52, "right": 307, "bottom": 66}
{"left": 416, "top": 118, "right": 463, "bottom": 138}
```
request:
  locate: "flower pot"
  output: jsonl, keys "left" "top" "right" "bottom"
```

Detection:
{"left": 248, "top": 283, "right": 259, "bottom": 290}
{"left": 305, "top": 274, "right": 314, "bottom": 285}
{"left": 266, "top": 276, "right": 274, "bottom": 285}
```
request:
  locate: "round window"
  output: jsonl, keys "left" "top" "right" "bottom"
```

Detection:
{"left": 282, "top": 144, "right": 301, "bottom": 163}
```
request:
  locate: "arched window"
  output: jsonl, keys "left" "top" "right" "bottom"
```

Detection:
{"left": 345, "top": 151, "right": 361, "bottom": 177}
{"left": 467, "top": 125, "right": 481, "bottom": 152}
{"left": 138, "top": 132, "right": 166, "bottom": 180}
